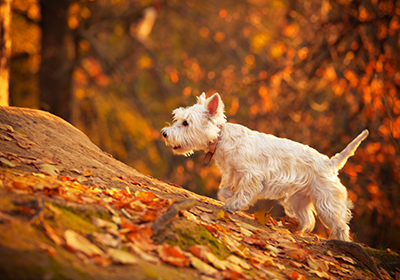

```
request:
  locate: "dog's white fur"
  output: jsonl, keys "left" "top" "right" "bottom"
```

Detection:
{"left": 162, "top": 93, "right": 368, "bottom": 241}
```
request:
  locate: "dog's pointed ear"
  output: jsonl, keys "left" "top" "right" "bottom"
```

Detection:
{"left": 196, "top": 92, "right": 207, "bottom": 105}
{"left": 206, "top": 93, "right": 221, "bottom": 117}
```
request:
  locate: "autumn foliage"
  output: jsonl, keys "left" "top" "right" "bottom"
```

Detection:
{"left": 8, "top": 0, "right": 400, "bottom": 249}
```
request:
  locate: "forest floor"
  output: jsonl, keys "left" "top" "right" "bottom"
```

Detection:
{"left": 0, "top": 106, "right": 399, "bottom": 280}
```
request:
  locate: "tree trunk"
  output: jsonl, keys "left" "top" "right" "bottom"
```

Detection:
{"left": 39, "top": 0, "right": 75, "bottom": 121}
{"left": 0, "top": 0, "right": 11, "bottom": 106}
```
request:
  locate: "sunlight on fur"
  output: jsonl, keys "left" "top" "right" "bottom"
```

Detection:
{"left": 162, "top": 93, "right": 369, "bottom": 241}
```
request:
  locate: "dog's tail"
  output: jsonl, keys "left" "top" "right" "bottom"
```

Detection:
{"left": 330, "top": 129, "right": 369, "bottom": 170}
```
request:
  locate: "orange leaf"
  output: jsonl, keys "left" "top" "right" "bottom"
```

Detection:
{"left": 223, "top": 269, "right": 246, "bottom": 280}
{"left": 243, "top": 236, "right": 265, "bottom": 246}
{"left": 43, "top": 222, "right": 64, "bottom": 246}
{"left": 19, "top": 205, "right": 36, "bottom": 214}
{"left": 286, "top": 271, "right": 306, "bottom": 280}
{"left": 254, "top": 210, "right": 270, "bottom": 225}
{"left": 284, "top": 248, "right": 308, "bottom": 263}
{"left": 158, "top": 243, "right": 189, "bottom": 267}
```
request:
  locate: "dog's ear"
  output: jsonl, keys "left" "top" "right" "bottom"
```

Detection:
{"left": 196, "top": 92, "right": 207, "bottom": 105}
{"left": 206, "top": 93, "right": 221, "bottom": 117}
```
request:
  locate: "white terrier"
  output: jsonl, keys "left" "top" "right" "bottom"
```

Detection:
{"left": 162, "top": 93, "right": 368, "bottom": 241}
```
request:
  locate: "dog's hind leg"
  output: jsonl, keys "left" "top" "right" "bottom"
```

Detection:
{"left": 283, "top": 189, "right": 316, "bottom": 233}
{"left": 313, "top": 178, "right": 352, "bottom": 241}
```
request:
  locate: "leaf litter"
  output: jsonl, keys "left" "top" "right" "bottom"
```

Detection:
{"left": 0, "top": 158, "right": 398, "bottom": 279}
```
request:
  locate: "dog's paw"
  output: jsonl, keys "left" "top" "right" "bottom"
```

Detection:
{"left": 221, "top": 204, "right": 237, "bottom": 214}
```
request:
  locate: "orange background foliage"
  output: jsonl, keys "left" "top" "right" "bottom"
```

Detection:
{"left": 9, "top": 0, "right": 400, "bottom": 249}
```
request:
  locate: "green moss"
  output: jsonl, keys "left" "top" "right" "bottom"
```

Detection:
{"left": 166, "top": 219, "right": 230, "bottom": 259}
{"left": 45, "top": 203, "right": 98, "bottom": 235}
{"left": 364, "top": 247, "right": 400, "bottom": 273}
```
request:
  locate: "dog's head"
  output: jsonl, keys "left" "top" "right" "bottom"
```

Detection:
{"left": 161, "top": 93, "right": 226, "bottom": 156}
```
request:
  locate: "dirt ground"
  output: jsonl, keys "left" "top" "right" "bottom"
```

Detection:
{"left": 0, "top": 106, "right": 399, "bottom": 280}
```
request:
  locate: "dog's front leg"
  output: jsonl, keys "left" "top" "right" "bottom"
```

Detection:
{"left": 217, "top": 175, "right": 235, "bottom": 202}
{"left": 217, "top": 185, "right": 234, "bottom": 202}
{"left": 221, "top": 175, "right": 261, "bottom": 213}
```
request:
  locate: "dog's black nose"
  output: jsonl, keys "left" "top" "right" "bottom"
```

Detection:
{"left": 162, "top": 131, "right": 167, "bottom": 138}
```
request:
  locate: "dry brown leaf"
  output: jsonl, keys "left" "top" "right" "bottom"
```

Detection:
{"left": 108, "top": 248, "right": 138, "bottom": 265}
{"left": 196, "top": 206, "right": 213, "bottom": 213}
{"left": 0, "top": 157, "right": 16, "bottom": 167}
{"left": 186, "top": 253, "right": 219, "bottom": 277}
{"left": 64, "top": 229, "right": 103, "bottom": 256}
{"left": 126, "top": 243, "right": 160, "bottom": 264}
{"left": 93, "top": 232, "right": 120, "bottom": 248}
{"left": 226, "top": 255, "right": 251, "bottom": 270}
{"left": 37, "top": 163, "right": 60, "bottom": 176}
{"left": 284, "top": 248, "right": 308, "bottom": 263}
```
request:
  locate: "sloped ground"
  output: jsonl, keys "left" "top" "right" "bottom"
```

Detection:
{"left": 0, "top": 106, "right": 399, "bottom": 280}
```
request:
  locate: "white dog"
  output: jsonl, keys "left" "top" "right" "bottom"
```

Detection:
{"left": 162, "top": 93, "right": 368, "bottom": 241}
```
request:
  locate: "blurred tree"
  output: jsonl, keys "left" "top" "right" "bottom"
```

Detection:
{"left": 0, "top": 0, "right": 11, "bottom": 106}
{"left": 39, "top": 0, "right": 76, "bottom": 121}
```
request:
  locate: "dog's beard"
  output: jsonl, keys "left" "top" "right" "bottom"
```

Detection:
{"left": 164, "top": 139, "right": 194, "bottom": 157}
{"left": 172, "top": 145, "right": 194, "bottom": 157}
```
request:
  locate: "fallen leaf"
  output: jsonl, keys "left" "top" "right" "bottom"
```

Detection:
{"left": 37, "top": 163, "right": 60, "bottom": 176}
{"left": 70, "top": 168, "right": 83, "bottom": 175}
{"left": 158, "top": 243, "right": 189, "bottom": 267}
{"left": 127, "top": 231, "right": 157, "bottom": 252}
{"left": 226, "top": 255, "right": 251, "bottom": 270}
{"left": 0, "top": 123, "right": 14, "bottom": 132}
{"left": 186, "top": 253, "right": 219, "bottom": 277}
{"left": 189, "top": 245, "right": 227, "bottom": 270}
{"left": 181, "top": 210, "right": 198, "bottom": 221}
{"left": 222, "top": 234, "right": 250, "bottom": 258}
{"left": 34, "top": 182, "right": 45, "bottom": 190}
{"left": 46, "top": 203, "right": 62, "bottom": 215}
{"left": 239, "top": 226, "right": 253, "bottom": 237}
{"left": 43, "top": 222, "right": 64, "bottom": 246}
{"left": 280, "top": 216, "right": 300, "bottom": 231}
{"left": 223, "top": 269, "right": 246, "bottom": 280}
{"left": 243, "top": 236, "right": 265, "bottom": 246}
{"left": 271, "top": 225, "right": 291, "bottom": 235}
{"left": 266, "top": 244, "right": 281, "bottom": 254}
{"left": 93, "top": 232, "right": 120, "bottom": 248}
{"left": 333, "top": 254, "right": 357, "bottom": 265}
{"left": 12, "top": 181, "right": 26, "bottom": 190}
{"left": 126, "top": 242, "right": 160, "bottom": 264}
{"left": 92, "top": 255, "right": 113, "bottom": 266}
{"left": 284, "top": 248, "right": 308, "bottom": 263}
{"left": 216, "top": 209, "right": 226, "bottom": 220}
{"left": 41, "top": 156, "right": 60, "bottom": 165}
{"left": 289, "top": 260, "right": 303, "bottom": 268}
{"left": 250, "top": 251, "right": 276, "bottom": 267}
{"left": 19, "top": 205, "right": 36, "bottom": 214}
{"left": 196, "top": 206, "right": 213, "bottom": 213}
{"left": 64, "top": 229, "right": 103, "bottom": 256}
{"left": 233, "top": 221, "right": 260, "bottom": 233}
{"left": 286, "top": 271, "right": 307, "bottom": 280}
{"left": 83, "top": 169, "right": 93, "bottom": 177}
{"left": 0, "top": 134, "right": 12, "bottom": 141}
{"left": 108, "top": 248, "right": 138, "bottom": 265}
{"left": 309, "top": 269, "right": 330, "bottom": 279}
{"left": 254, "top": 210, "right": 270, "bottom": 225}
{"left": 40, "top": 243, "right": 57, "bottom": 256}
{"left": 318, "top": 254, "right": 339, "bottom": 264}
{"left": 0, "top": 157, "right": 16, "bottom": 167}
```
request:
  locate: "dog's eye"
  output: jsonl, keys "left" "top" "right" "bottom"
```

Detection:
{"left": 182, "top": 120, "right": 189, "bottom": 127}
